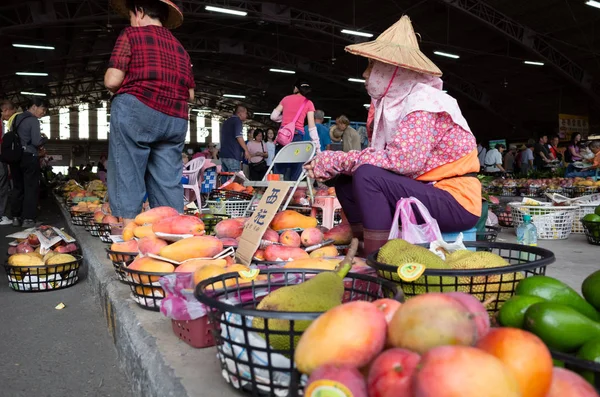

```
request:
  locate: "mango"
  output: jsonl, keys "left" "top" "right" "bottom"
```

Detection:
{"left": 93, "top": 210, "right": 106, "bottom": 223}
{"left": 264, "top": 245, "right": 309, "bottom": 262}
{"left": 159, "top": 236, "right": 223, "bottom": 262}
{"left": 263, "top": 228, "right": 279, "bottom": 243}
{"left": 324, "top": 223, "right": 353, "bottom": 245}
{"left": 279, "top": 230, "right": 301, "bottom": 248}
{"left": 111, "top": 240, "right": 139, "bottom": 253}
{"left": 301, "top": 228, "right": 324, "bottom": 247}
{"left": 307, "top": 366, "right": 367, "bottom": 397}
{"left": 128, "top": 257, "right": 175, "bottom": 283}
{"left": 122, "top": 222, "right": 137, "bottom": 241}
{"left": 282, "top": 258, "right": 341, "bottom": 270}
{"left": 270, "top": 210, "right": 317, "bottom": 231}
{"left": 138, "top": 236, "right": 168, "bottom": 256}
{"left": 152, "top": 215, "right": 205, "bottom": 236}
{"left": 544, "top": 367, "right": 598, "bottom": 397}
{"left": 254, "top": 249, "right": 265, "bottom": 261}
{"left": 134, "top": 286, "right": 164, "bottom": 298}
{"left": 133, "top": 225, "right": 156, "bottom": 239}
{"left": 193, "top": 263, "right": 249, "bottom": 286}
{"left": 134, "top": 206, "right": 178, "bottom": 225}
{"left": 175, "top": 258, "right": 227, "bottom": 273}
{"left": 309, "top": 246, "right": 339, "bottom": 258}
{"left": 215, "top": 218, "right": 247, "bottom": 239}
{"left": 102, "top": 215, "right": 119, "bottom": 224}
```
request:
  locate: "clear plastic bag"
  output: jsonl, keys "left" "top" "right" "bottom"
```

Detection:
{"left": 388, "top": 197, "right": 443, "bottom": 244}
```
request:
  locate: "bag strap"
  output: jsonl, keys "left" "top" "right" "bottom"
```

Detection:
{"left": 11, "top": 113, "right": 33, "bottom": 139}
{"left": 290, "top": 98, "right": 309, "bottom": 125}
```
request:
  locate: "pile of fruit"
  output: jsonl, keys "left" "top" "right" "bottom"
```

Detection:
{"left": 86, "top": 179, "right": 107, "bottom": 199}
{"left": 486, "top": 177, "right": 600, "bottom": 197}
{"left": 294, "top": 292, "right": 598, "bottom": 397}
{"left": 499, "top": 273, "right": 600, "bottom": 376}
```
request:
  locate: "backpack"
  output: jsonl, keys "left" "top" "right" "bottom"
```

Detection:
{"left": 275, "top": 98, "right": 308, "bottom": 147}
{"left": 1, "top": 113, "right": 31, "bottom": 164}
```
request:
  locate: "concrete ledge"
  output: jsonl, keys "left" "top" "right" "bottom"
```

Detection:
{"left": 55, "top": 198, "right": 237, "bottom": 397}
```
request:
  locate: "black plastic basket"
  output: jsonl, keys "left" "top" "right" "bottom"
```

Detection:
{"left": 552, "top": 350, "right": 600, "bottom": 391}
{"left": 582, "top": 220, "right": 600, "bottom": 246}
{"left": 70, "top": 210, "right": 92, "bottom": 226}
{"left": 99, "top": 223, "right": 119, "bottom": 243}
{"left": 367, "top": 241, "right": 555, "bottom": 313}
{"left": 202, "top": 214, "right": 231, "bottom": 236}
{"left": 476, "top": 226, "right": 501, "bottom": 243}
{"left": 195, "top": 269, "right": 401, "bottom": 396}
{"left": 209, "top": 189, "right": 253, "bottom": 201}
{"left": 83, "top": 214, "right": 96, "bottom": 231}
{"left": 106, "top": 249, "right": 137, "bottom": 282}
{"left": 492, "top": 207, "right": 513, "bottom": 228}
{"left": 574, "top": 186, "right": 598, "bottom": 198}
{"left": 120, "top": 264, "right": 171, "bottom": 311}
{"left": 4, "top": 255, "right": 83, "bottom": 292}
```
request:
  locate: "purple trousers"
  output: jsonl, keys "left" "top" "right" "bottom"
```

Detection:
{"left": 335, "top": 165, "right": 479, "bottom": 232}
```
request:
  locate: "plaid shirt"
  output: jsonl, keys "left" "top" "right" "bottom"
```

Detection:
{"left": 108, "top": 26, "right": 195, "bottom": 119}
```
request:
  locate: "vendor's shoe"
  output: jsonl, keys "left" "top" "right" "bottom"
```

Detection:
{"left": 0, "top": 216, "right": 12, "bottom": 225}
{"left": 363, "top": 229, "right": 390, "bottom": 258}
{"left": 12, "top": 218, "right": 21, "bottom": 227}
{"left": 22, "top": 219, "right": 36, "bottom": 228}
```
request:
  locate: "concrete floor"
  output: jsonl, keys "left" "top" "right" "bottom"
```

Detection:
{"left": 0, "top": 198, "right": 131, "bottom": 397}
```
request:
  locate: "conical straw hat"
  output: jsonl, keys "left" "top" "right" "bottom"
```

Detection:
{"left": 110, "top": 0, "right": 184, "bottom": 29}
{"left": 345, "top": 16, "right": 442, "bottom": 77}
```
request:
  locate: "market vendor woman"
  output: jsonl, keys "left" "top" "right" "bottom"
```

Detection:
{"left": 305, "top": 16, "right": 481, "bottom": 254}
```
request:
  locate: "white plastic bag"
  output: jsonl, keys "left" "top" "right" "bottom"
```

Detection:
{"left": 388, "top": 197, "right": 443, "bottom": 244}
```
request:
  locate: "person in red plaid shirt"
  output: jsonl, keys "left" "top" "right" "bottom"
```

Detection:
{"left": 105, "top": 0, "right": 194, "bottom": 224}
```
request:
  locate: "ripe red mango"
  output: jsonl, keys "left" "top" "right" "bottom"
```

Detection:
{"left": 152, "top": 215, "right": 205, "bottom": 236}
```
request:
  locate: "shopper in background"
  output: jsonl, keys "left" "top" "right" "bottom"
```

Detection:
{"left": 565, "top": 133, "right": 582, "bottom": 164}
{"left": 357, "top": 126, "right": 369, "bottom": 149}
{"left": 220, "top": 105, "right": 250, "bottom": 183}
{"left": 503, "top": 145, "right": 517, "bottom": 173}
{"left": 548, "top": 135, "right": 561, "bottom": 162}
{"left": 534, "top": 135, "right": 551, "bottom": 169}
{"left": 565, "top": 141, "right": 600, "bottom": 177}
{"left": 97, "top": 153, "right": 108, "bottom": 183}
{"left": 521, "top": 143, "right": 535, "bottom": 174}
{"left": 265, "top": 128, "right": 276, "bottom": 166}
{"left": 105, "top": 0, "right": 194, "bottom": 224}
{"left": 0, "top": 100, "right": 16, "bottom": 225}
{"left": 8, "top": 97, "right": 48, "bottom": 227}
{"left": 247, "top": 129, "right": 269, "bottom": 180}
{"left": 304, "top": 110, "right": 331, "bottom": 152}
{"left": 484, "top": 144, "right": 505, "bottom": 174}
{"left": 270, "top": 78, "right": 318, "bottom": 181}
{"left": 329, "top": 115, "right": 361, "bottom": 152}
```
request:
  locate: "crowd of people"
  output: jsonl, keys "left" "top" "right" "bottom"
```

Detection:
{"left": 477, "top": 133, "right": 600, "bottom": 177}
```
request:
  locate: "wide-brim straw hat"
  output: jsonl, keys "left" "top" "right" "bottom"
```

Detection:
{"left": 110, "top": 0, "right": 183, "bottom": 29}
{"left": 345, "top": 15, "right": 442, "bottom": 77}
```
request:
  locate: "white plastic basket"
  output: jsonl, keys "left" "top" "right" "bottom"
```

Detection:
{"left": 206, "top": 200, "right": 251, "bottom": 218}
{"left": 509, "top": 203, "right": 578, "bottom": 240}
{"left": 573, "top": 203, "right": 600, "bottom": 234}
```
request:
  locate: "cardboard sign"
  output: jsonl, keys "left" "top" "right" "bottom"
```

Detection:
{"left": 236, "top": 181, "right": 291, "bottom": 265}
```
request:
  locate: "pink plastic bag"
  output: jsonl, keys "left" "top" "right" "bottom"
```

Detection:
{"left": 388, "top": 197, "right": 443, "bottom": 244}
{"left": 159, "top": 273, "right": 207, "bottom": 321}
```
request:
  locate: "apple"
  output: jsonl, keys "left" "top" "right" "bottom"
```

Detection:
{"left": 367, "top": 348, "right": 421, "bottom": 397}
{"left": 27, "top": 234, "right": 40, "bottom": 247}
{"left": 16, "top": 242, "right": 34, "bottom": 253}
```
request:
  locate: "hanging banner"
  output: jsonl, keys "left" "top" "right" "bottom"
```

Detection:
{"left": 559, "top": 114, "right": 589, "bottom": 141}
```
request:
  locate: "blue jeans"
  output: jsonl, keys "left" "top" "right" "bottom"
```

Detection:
{"left": 274, "top": 132, "right": 304, "bottom": 181}
{"left": 220, "top": 157, "right": 241, "bottom": 185}
{"left": 108, "top": 94, "right": 187, "bottom": 218}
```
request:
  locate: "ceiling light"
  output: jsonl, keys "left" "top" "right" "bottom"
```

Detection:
{"left": 586, "top": 0, "right": 600, "bottom": 8}
{"left": 442, "top": 90, "right": 448, "bottom": 93}
{"left": 254, "top": 112, "right": 271, "bottom": 116}
{"left": 269, "top": 68, "right": 295, "bottom": 74}
{"left": 363, "top": 104, "right": 371, "bottom": 108}
{"left": 13, "top": 43, "right": 55, "bottom": 50}
{"left": 348, "top": 78, "right": 366, "bottom": 83}
{"left": 20, "top": 91, "right": 46, "bottom": 96}
{"left": 524, "top": 61, "right": 544, "bottom": 66}
{"left": 434, "top": 51, "right": 460, "bottom": 59}
{"left": 16, "top": 72, "right": 48, "bottom": 76}
{"left": 341, "top": 29, "right": 374, "bottom": 38}
{"left": 223, "top": 94, "right": 246, "bottom": 99}
{"left": 205, "top": 5, "right": 247, "bottom": 16}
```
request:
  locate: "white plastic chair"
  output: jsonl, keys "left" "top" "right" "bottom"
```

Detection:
{"left": 244, "top": 141, "right": 316, "bottom": 213}
{"left": 182, "top": 157, "right": 205, "bottom": 210}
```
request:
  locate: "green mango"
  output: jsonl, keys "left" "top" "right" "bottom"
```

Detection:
{"left": 552, "top": 359, "right": 565, "bottom": 368}
{"left": 582, "top": 270, "right": 600, "bottom": 312}
{"left": 498, "top": 295, "right": 546, "bottom": 328}
{"left": 576, "top": 338, "right": 600, "bottom": 385}
{"left": 524, "top": 302, "right": 600, "bottom": 353}
{"left": 516, "top": 276, "right": 600, "bottom": 321}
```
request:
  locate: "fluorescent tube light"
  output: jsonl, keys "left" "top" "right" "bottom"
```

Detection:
{"left": 348, "top": 78, "right": 366, "bottom": 83}
{"left": 434, "top": 51, "right": 460, "bottom": 59}
{"left": 524, "top": 61, "right": 544, "bottom": 66}
{"left": 341, "top": 29, "right": 373, "bottom": 38}
{"left": 586, "top": 0, "right": 600, "bottom": 9}
{"left": 16, "top": 72, "right": 48, "bottom": 76}
{"left": 223, "top": 94, "right": 246, "bottom": 99}
{"left": 20, "top": 91, "right": 46, "bottom": 96}
{"left": 205, "top": 5, "right": 247, "bottom": 16}
{"left": 363, "top": 104, "right": 371, "bottom": 108}
{"left": 269, "top": 68, "right": 295, "bottom": 74}
{"left": 13, "top": 43, "right": 55, "bottom": 50}
{"left": 254, "top": 112, "right": 271, "bottom": 116}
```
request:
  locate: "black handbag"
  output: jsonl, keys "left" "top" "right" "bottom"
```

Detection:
{"left": 249, "top": 142, "right": 269, "bottom": 179}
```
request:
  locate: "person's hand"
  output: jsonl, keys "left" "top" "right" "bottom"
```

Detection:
{"left": 244, "top": 150, "right": 251, "bottom": 161}
{"left": 304, "top": 159, "right": 316, "bottom": 180}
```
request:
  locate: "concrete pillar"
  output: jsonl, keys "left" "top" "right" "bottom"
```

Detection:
{"left": 50, "top": 114, "right": 59, "bottom": 140}
{"left": 89, "top": 107, "right": 98, "bottom": 140}
{"left": 69, "top": 106, "right": 78, "bottom": 140}
{"left": 190, "top": 113, "right": 197, "bottom": 144}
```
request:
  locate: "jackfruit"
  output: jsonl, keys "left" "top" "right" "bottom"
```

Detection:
{"left": 445, "top": 250, "right": 475, "bottom": 264}
{"left": 252, "top": 240, "right": 358, "bottom": 352}
{"left": 377, "top": 239, "right": 456, "bottom": 295}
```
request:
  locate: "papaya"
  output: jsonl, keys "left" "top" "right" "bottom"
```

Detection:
{"left": 152, "top": 215, "right": 205, "bottom": 236}
{"left": 159, "top": 236, "right": 223, "bottom": 262}
{"left": 270, "top": 210, "right": 317, "bottom": 231}
{"left": 516, "top": 276, "right": 600, "bottom": 321}
{"left": 524, "top": 302, "right": 600, "bottom": 352}
{"left": 576, "top": 338, "right": 600, "bottom": 385}
{"left": 134, "top": 206, "right": 178, "bottom": 225}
